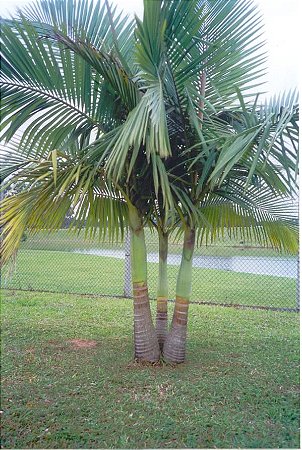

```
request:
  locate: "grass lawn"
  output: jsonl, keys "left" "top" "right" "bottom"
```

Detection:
{"left": 1, "top": 289, "right": 299, "bottom": 449}
{"left": 3, "top": 249, "right": 297, "bottom": 309}
{"left": 20, "top": 229, "right": 287, "bottom": 257}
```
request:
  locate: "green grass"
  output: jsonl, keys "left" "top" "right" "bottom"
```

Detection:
{"left": 1, "top": 289, "right": 299, "bottom": 449}
{"left": 3, "top": 249, "right": 297, "bottom": 309}
{"left": 20, "top": 229, "right": 288, "bottom": 257}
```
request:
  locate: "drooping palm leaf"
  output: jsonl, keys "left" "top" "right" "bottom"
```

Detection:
{"left": 17, "top": 0, "right": 135, "bottom": 61}
{"left": 0, "top": 0, "right": 138, "bottom": 156}
{"left": 1, "top": 21, "right": 105, "bottom": 154}
{"left": 208, "top": 91, "right": 299, "bottom": 194}
{"left": 0, "top": 136, "right": 128, "bottom": 266}
{"left": 195, "top": 181, "right": 298, "bottom": 253}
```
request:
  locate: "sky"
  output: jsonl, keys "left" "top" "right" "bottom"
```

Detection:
{"left": 0, "top": 0, "right": 300, "bottom": 98}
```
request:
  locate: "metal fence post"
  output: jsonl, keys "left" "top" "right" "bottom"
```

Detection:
{"left": 123, "top": 229, "right": 132, "bottom": 297}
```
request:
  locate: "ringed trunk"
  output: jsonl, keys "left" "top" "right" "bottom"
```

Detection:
{"left": 163, "top": 227, "right": 195, "bottom": 363}
{"left": 129, "top": 206, "right": 160, "bottom": 362}
{"left": 156, "top": 231, "right": 169, "bottom": 350}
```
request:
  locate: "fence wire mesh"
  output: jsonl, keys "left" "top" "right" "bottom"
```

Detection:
{"left": 1, "top": 229, "right": 299, "bottom": 312}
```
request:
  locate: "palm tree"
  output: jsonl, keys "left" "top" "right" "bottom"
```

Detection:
{"left": 0, "top": 0, "right": 298, "bottom": 364}
{"left": 161, "top": 92, "right": 299, "bottom": 362}
{"left": 0, "top": 0, "right": 162, "bottom": 362}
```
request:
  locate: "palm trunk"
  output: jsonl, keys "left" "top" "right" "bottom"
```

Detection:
{"left": 163, "top": 226, "right": 195, "bottom": 363}
{"left": 156, "top": 230, "right": 168, "bottom": 350}
{"left": 123, "top": 229, "right": 132, "bottom": 297}
{"left": 129, "top": 206, "right": 160, "bottom": 362}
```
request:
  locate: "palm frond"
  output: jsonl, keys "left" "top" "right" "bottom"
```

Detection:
{"left": 208, "top": 90, "right": 299, "bottom": 195}
{"left": 47, "top": 30, "right": 139, "bottom": 110}
{"left": 161, "top": 0, "right": 267, "bottom": 110}
{"left": 0, "top": 153, "right": 127, "bottom": 266}
{"left": 197, "top": 186, "right": 298, "bottom": 253}
{"left": 13, "top": 0, "right": 135, "bottom": 61}
{"left": 0, "top": 16, "right": 132, "bottom": 156}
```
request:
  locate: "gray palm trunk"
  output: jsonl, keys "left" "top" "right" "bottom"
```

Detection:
{"left": 156, "top": 230, "right": 169, "bottom": 350}
{"left": 129, "top": 206, "right": 160, "bottom": 362}
{"left": 163, "top": 227, "right": 195, "bottom": 363}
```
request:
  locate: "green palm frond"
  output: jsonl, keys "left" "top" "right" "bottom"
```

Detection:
{"left": 0, "top": 12, "right": 136, "bottom": 156}
{"left": 0, "top": 128, "right": 95, "bottom": 184}
{"left": 1, "top": 21, "right": 107, "bottom": 154}
{"left": 200, "top": 0, "right": 266, "bottom": 104}
{"left": 104, "top": 91, "right": 171, "bottom": 180}
{"left": 196, "top": 181, "right": 298, "bottom": 253}
{"left": 17, "top": 0, "right": 135, "bottom": 62}
{"left": 0, "top": 149, "right": 127, "bottom": 266}
{"left": 197, "top": 200, "right": 298, "bottom": 254}
{"left": 162, "top": 0, "right": 266, "bottom": 109}
{"left": 0, "top": 136, "right": 36, "bottom": 181}
{"left": 207, "top": 90, "right": 299, "bottom": 194}
{"left": 46, "top": 30, "right": 139, "bottom": 111}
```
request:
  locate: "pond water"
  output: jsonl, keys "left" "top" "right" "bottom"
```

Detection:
{"left": 73, "top": 249, "right": 298, "bottom": 278}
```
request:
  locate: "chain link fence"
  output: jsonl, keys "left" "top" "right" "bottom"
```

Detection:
{"left": 1, "top": 229, "right": 299, "bottom": 312}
